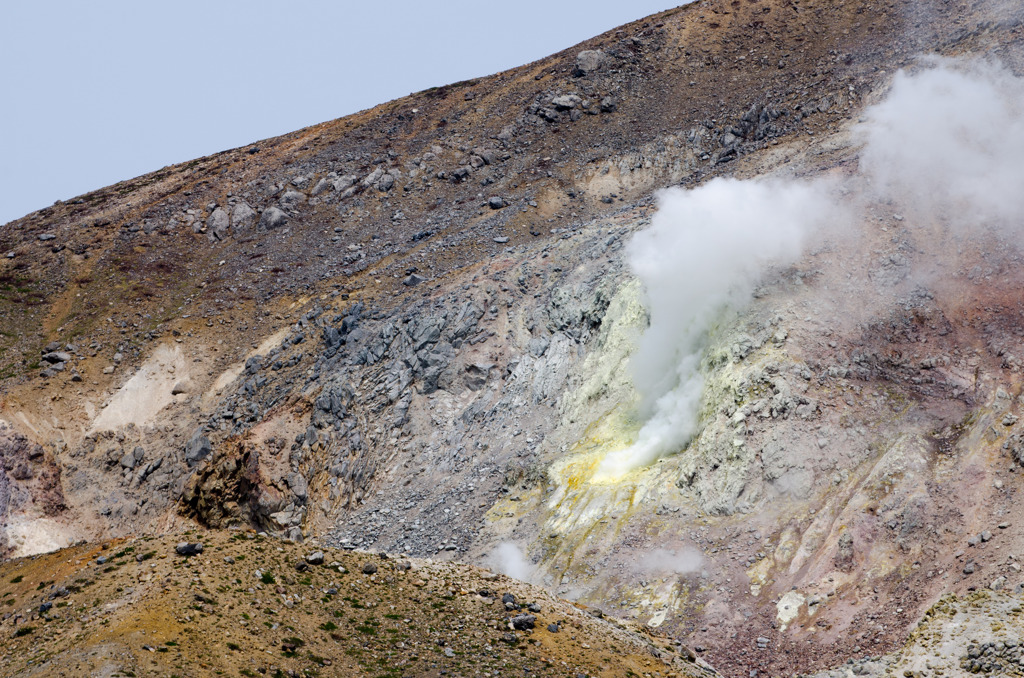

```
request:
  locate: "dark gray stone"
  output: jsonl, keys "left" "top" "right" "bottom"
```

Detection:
{"left": 552, "top": 95, "right": 582, "bottom": 110}
{"left": 120, "top": 446, "right": 144, "bottom": 470}
{"left": 42, "top": 351, "right": 71, "bottom": 364}
{"left": 231, "top": 202, "right": 256, "bottom": 230}
{"left": 403, "top": 274, "right": 425, "bottom": 287}
{"left": 259, "top": 207, "right": 288, "bottom": 230}
{"left": 136, "top": 457, "right": 162, "bottom": 485}
{"left": 464, "top": 363, "right": 493, "bottom": 391}
{"left": 176, "top": 542, "right": 204, "bottom": 556}
{"left": 538, "top": 107, "right": 560, "bottom": 123}
{"left": 279, "top": 190, "right": 306, "bottom": 210}
{"left": 311, "top": 177, "right": 331, "bottom": 196}
{"left": 184, "top": 434, "right": 212, "bottom": 466}
{"left": 287, "top": 472, "right": 308, "bottom": 501}
{"left": 245, "top": 356, "right": 263, "bottom": 375}
{"left": 511, "top": 614, "right": 536, "bottom": 630}
{"left": 207, "top": 208, "right": 229, "bottom": 241}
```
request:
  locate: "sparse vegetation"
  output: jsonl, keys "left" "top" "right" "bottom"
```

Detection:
{"left": 0, "top": 532, "right": 686, "bottom": 677}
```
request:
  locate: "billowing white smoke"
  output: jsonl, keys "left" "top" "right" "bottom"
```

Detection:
{"left": 595, "top": 178, "right": 842, "bottom": 479}
{"left": 487, "top": 542, "right": 534, "bottom": 582}
{"left": 636, "top": 547, "right": 704, "bottom": 575}
{"left": 596, "top": 56, "right": 1024, "bottom": 480}
{"left": 859, "top": 56, "right": 1024, "bottom": 229}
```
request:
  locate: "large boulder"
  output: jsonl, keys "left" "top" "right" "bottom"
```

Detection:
{"left": 175, "top": 542, "right": 203, "bottom": 556}
{"left": 333, "top": 175, "right": 358, "bottom": 192}
{"left": 207, "top": 208, "right": 230, "bottom": 241}
{"left": 279, "top": 190, "right": 305, "bottom": 210}
{"left": 184, "top": 434, "right": 212, "bottom": 466}
{"left": 573, "top": 50, "right": 608, "bottom": 76}
{"left": 231, "top": 202, "right": 256, "bottom": 230}
{"left": 119, "top": 446, "right": 145, "bottom": 470}
{"left": 259, "top": 207, "right": 288, "bottom": 230}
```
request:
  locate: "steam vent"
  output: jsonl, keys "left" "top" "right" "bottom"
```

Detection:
{"left": 3, "top": 1, "right": 1024, "bottom": 676}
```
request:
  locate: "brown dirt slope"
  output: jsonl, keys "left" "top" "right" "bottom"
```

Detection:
{"left": 1, "top": 2, "right": 1024, "bottom": 678}
{"left": 0, "top": 530, "right": 710, "bottom": 678}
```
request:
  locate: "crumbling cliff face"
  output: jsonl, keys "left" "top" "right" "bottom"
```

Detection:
{"left": 0, "top": 423, "right": 66, "bottom": 559}
{"left": 2, "top": 0, "right": 1024, "bottom": 676}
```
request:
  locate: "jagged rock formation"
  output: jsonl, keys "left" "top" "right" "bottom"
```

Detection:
{"left": 1, "top": 1, "right": 1024, "bottom": 676}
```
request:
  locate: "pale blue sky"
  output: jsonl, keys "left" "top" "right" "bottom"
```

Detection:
{"left": 0, "top": 1, "right": 679, "bottom": 225}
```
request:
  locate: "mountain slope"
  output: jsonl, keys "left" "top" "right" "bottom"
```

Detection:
{"left": 0, "top": 530, "right": 708, "bottom": 677}
{"left": 2, "top": 1, "right": 1024, "bottom": 677}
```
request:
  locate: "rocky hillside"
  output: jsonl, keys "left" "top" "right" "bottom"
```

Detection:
{"left": 2, "top": 0, "right": 1024, "bottom": 676}
{"left": 0, "top": 530, "right": 706, "bottom": 677}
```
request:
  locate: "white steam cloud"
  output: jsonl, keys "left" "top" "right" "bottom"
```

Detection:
{"left": 636, "top": 547, "right": 704, "bottom": 575}
{"left": 595, "top": 178, "right": 843, "bottom": 479}
{"left": 487, "top": 542, "right": 534, "bottom": 582}
{"left": 595, "top": 56, "right": 1024, "bottom": 480}
{"left": 860, "top": 56, "right": 1024, "bottom": 229}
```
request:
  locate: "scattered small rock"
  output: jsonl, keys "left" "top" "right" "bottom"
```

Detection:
{"left": 402, "top": 273, "right": 425, "bottom": 287}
